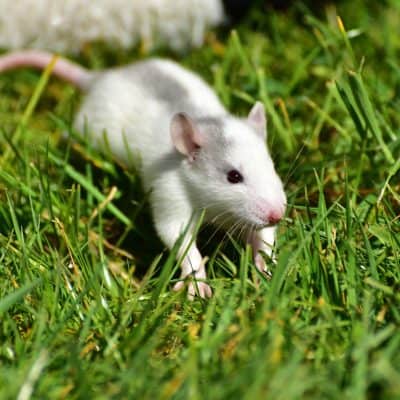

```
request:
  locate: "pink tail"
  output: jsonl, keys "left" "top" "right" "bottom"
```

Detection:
{"left": 0, "top": 50, "right": 92, "bottom": 90}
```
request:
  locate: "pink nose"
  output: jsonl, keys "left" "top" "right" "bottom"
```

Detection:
{"left": 268, "top": 210, "right": 283, "bottom": 225}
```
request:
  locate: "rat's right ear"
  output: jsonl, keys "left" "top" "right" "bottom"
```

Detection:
{"left": 170, "top": 113, "right": 203, "bottom": 160}
{"left": 248, "top": 101, "right": 267, "bottom": 139}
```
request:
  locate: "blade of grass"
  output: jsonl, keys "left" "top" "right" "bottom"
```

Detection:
{"left": 47, "top": 150, "right": 132, "bottom": 227}
{"left": 1, "top": 55, "right": 59, "bottom": 165}
{"left": 0, "top": 278, "right": 42, "bottom": 314}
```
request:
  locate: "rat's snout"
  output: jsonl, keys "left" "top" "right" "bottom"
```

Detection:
{"left": 267, "top": 209, "right": 284, "bottom": 225}
{"left": 254, "top": 199, "right": 286, "bottom": 226}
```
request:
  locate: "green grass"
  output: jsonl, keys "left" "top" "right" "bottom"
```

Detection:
{"left": 0, "top": 1, "right": 399, "bottom": 399}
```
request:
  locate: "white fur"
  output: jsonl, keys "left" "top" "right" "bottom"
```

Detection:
{"left": 73, "top": 58, "right": 286, "bottom": 298}
{"left": 0, "top": 0, "right": 225, "bottom": 53}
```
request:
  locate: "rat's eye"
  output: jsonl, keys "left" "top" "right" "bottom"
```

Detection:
{"left": 227, "top": 169, "right": 243, "bottom": 184}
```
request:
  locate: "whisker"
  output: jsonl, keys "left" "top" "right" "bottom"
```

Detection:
{"left": 222, "top": 218, "right": 244, "bottom": 247}
{"left": 237, "top": 220, "right": 250, "bottom": 243}
{"left": 209, "top": 209, "right": 232, "bottom": 225}
{"left": 201, "top": 217, "right": 230, "bottom": 249}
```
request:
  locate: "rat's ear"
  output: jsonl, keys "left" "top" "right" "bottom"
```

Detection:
{"left": 248, "top": 101, "right": 267, "bottom": 139}
{"left": 170, "top": 112, "right": 203, "bottom": 160}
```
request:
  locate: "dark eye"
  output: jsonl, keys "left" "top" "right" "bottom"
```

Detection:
{"left": 227, "top": 169, "right": 243, "bottom": 184}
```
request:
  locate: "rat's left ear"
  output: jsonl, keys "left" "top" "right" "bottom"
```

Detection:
{"left": 248, "top": 101, "right": 267, "bottom": 139}
{"left": 170, "top": 112, "right": 204, "bottom": 161}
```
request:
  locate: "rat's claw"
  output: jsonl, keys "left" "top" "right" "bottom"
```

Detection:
{"left": 173, "top": 279, "right": 212, "bottom": 299}
{"left": 187, "top": 281, "right": 213, "bottom": 300}
{"left": 255, "top": 254, "right": 272, "bottom": 280}
{"left": 173, "top": 256, "right": 211, "bottom": 299}
{"left": 173, "top": 280, "right": 185, "bottom": 292}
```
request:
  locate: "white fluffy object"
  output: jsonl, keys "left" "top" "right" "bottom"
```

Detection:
{"left": 0, "top": 0, "right": 225, "bottom": 53}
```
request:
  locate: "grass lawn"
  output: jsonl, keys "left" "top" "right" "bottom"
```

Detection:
{"left": 0, "top": 1, "right": 399, "bottom": 399}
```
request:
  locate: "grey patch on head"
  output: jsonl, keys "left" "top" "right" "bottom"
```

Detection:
{"left": 196, "top": 116, "right": 223, "bottom": 134}
{"left": 196, "top": 116, "right": 224, "bottom": 130}
{"left": 195, "top": 116, "right": 229, "bottom": 148}
{"left": 194, "top": 117, "right": 236, "bottom": 172}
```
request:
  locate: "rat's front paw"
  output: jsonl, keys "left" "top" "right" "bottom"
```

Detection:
{"left": 187, "top": 280, "right": 212, "bottom": 300}
{"left": 254, "top": 253, "right": 273, "bottom": 279}
{"left": 173, "top": 277, "right": 212, "bottom": 299}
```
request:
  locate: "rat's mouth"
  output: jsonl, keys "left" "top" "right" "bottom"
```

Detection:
{"left": 249, "top": 214, "right": 282, "bottom": 230}
{"left": 253, "top": 221, "right": 278, "bottom": 230}
{"left": 251, "top": 206, "right": 285, "bottom": 228}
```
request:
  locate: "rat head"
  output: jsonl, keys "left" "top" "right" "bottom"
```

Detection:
{"left": 170, "top": 102, "right": 286, "bottom": 230}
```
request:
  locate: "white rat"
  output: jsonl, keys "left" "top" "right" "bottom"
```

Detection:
{"left": 0, "top": 50, "right": 287, "bottom": 298}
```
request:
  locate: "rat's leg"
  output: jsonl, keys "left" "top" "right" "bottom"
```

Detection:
{"left": 173, "top": 241, "right": 212, "bottom": 300}
{"left": 248, "top": 226, "right": 277, "bottom": 278}
{"left": 153, "top": 208, "right": 212, "bottom": 299}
